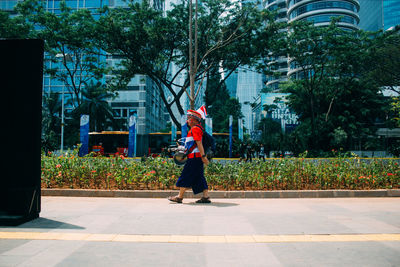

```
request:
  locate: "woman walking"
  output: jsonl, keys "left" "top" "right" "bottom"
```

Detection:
{"left": 168, "top": 110, "right": 211, "bottom": 204}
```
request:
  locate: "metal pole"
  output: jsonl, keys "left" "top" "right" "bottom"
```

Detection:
{"left": 61, "top": 87, "right": 64, "bottom": 152}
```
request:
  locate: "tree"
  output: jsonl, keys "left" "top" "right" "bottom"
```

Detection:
{"left": 0, "top": 10, "right": 32, "bottom": 38}
{"left": 16, "top": 0, "right": 108, "bottom": 108}
{"left": 362, "top": 29, "right": 400, "bottom": 127}
{"left": 41, "top": 92, "right": 62, "bottom": 152}
{"left": 256, "top": 117, "right": 281, "bottom": 153}
{"left": 73, "top": 82, "right": 118, "bottom": 132}
{"left": 96, "top": 0, "right": 278, "bottom": 128}
{"left": 363, "top": 28, "right": 400, "bottom": 94}
{"left": 204, "top": 66, "right": 242, "bottom": 133}
{"left": 269, "top": 21, "right": 389, "bottom": 152}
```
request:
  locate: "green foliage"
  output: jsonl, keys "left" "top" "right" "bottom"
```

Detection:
{"left": 96, "top": 0, "right": 279, "bottom": 127}
{"left": 205, "top": 66, "right": 243, "bottom": 133}
{"left": 72, "top": 81, "right": 119, "bottom": 132}
{"left": 16, "top": 0, "right": 108, "bottom": 107}
{"left": 41, "top": 92, "right": 62, "bottom": 152}
{"left": 42, "top": 150, "right": 400, "bottom": 190}
{"left": 0, "top": 10, "right": 32, "bottom": 38}
{"left": 256, "top": 117, "right": 281, "bottom": 152}
{"left": 264, "top": 21, "right": 390, "bottom": 153}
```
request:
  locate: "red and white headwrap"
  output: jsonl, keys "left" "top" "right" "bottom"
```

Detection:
{"left": 187, "top": 110, "right": 202, "bottom": 121}
{"left": 196, "top": 105, "right": 207, "bottom": 120}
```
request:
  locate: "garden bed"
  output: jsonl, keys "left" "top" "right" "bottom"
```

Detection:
{"left": 41, "top": 152, "right": 400, "bottom": 191}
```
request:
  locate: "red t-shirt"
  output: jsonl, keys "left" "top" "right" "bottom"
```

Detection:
{"left": 185, "top": 125, "right": 203, "bottom": 158}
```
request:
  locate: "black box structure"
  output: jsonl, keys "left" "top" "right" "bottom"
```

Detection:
{"left": 0, "top": 39, "right": 44, "bottom": 226}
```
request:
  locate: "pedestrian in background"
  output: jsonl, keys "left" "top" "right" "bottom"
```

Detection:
{"left": 245, "top": 143, "right": 253, "bottom": 163}
{"left": 239, "top": 142, "right": 246, "bottom": 162}
{"left": 259, "top": 144, "right": 266, "bottom": 162}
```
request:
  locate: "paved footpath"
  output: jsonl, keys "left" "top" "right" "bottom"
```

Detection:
{"left": 1, "top": 197, "right": 400, "bottom": 267}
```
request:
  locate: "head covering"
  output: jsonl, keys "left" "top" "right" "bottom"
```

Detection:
{"left": 196, "top": 105, "right": 207, "bottom": 119}
{"left": 187, "top": 110, "right": 202, "bottom": 121}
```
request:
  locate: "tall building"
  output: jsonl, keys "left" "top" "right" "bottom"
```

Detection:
{"left": 1, "top": 0, "right": 167, "bottom": 140}
{"left": 264, "top": 0, "right": 289, "bottom": 92}
{"left": 287, "top": 0, "right": 360, "bottom": 80}
{"left": 383, "top": 0, "right": 400, "bottom": 30}
{"left": 353, "top": 0, "right": 400, "bottom": 31}
{"left": 358, "top": 0, "right": 383, "bottom": 31}
{"left": 235, "top": 67, "right": 264, "bottom": 133}
{"left": 230, "top": 0, "right": 265, "bottom": 133}
{"left": 287, "top": 0, "right": 360, "bottom": 30}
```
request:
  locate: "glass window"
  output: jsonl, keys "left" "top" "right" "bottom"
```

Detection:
{"left": 302, "top": 14, "right": 355, "bottom": 25}
{"left": 290, "top": 1, "right": 356, "bottom": 19}
{"left": 122, "top": 109, "right": 128, "bottom": 118}
{"left": 113, "top": 108, "right": 121, "bottom": 117}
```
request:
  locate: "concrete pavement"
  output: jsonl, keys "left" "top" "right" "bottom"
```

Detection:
{"left": 1, "top": 197, "right": 400, "bottom": 266}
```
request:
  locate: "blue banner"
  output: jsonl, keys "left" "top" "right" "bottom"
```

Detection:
{"left": 238, "top": 119, "right": 243, "bottom": 141}
{"left": 171, "top": 122, "right": 177, "bottom": 144}
{"left": 181, "top": 114, "right": 188, "bottom": 141}
{"left": 205, "top": 118, "right": 213, "bottom": 136}
{"left": 229, "top": 115, "right": 233, "bottom": 158}
{"left": 128, "top": 115, "right": 137, "bottom": 157}
{"left": 79, "top": 115, "right": 89, "bottom": 157}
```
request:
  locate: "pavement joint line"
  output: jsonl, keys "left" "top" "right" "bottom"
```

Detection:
{"left": 1, "top": 232, "right": 400, "bottom": 243}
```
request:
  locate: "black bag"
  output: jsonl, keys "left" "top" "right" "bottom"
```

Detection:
{"left": 193, "top": 125, "right": 216, "bottom": 154}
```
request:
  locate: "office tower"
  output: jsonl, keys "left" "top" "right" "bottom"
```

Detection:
{"left": 264, "top": 0, "right": 289, "bottom": 92}
{"left": 287, "top": 0, "right": 360, "bottom": 30}
{"left": 232, "top": 0, "right": 265, "bottom": 133}
{"left": 287, "top": 0, "right": 360, "bottom": 80}
{"left": 236, "top": 67, "right": 264, "bottom": 133}
{"left": 358, "top": 0, "right": 400, "bottom": 31}
{"left": 383, "top": 0, "right": 400, "bottom": 30}
{"left": 1, "top": 0, "right": 167, "bottom": 139}
{"left": 358, "top": 0, "right": 383, "bottom": 31}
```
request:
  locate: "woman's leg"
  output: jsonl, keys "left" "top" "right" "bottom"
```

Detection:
{"left": 178, "top": 187, "right": 187, "bottom": 198}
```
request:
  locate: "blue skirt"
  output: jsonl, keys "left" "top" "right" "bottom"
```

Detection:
{"left": 176, "top": 158, "right": 208, "bottom": 195}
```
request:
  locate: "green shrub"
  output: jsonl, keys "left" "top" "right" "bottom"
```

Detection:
{"left": 41, "top": 150, "right": 400, "bottom": 190}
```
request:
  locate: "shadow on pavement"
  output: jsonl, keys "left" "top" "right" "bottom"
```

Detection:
{"left": 15, "top": 217, "right": 85, "bottom": 229}
{"left": 184, "top": 202, "right": 239, "bottom": 207}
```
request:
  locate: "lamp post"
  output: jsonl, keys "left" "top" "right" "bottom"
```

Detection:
{"left": 61, "top": 87, "right": 65, "bottom": 151}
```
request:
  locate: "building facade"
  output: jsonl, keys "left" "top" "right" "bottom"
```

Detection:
{"left": 286, "top": 0, "right": 360, "bottom": 81}
{"left": 1, "top": 0, "right": 167, "bottom": 140}
{"left": 264, "top": 0, "right": 289, "bottom": 92}
{"left": 358, "top": 0, "right": 383, "bottom": 31}
{"left": 383, "top": 0, "right": 400, "bottom": 30}
{"left": 235, "top": 67, "right": 264, "bottom": 133}
{"left": 287, "top": 0, "right": 360, "bottom": 30}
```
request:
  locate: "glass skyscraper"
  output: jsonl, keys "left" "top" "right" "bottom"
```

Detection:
{"left": 264, "top": 0, "right": 289, "bottom": 92}
{"left": 287, "top": 0, "right": 360, "bottom": 80}
{"left": 287, "top": 0, "right": 360, "bottom": 30}
{"left": 1, "top": 0, "right": 166, "bottom": 145}
{"left": 358, "top": 0, "right": 400, "bottom": 31}
{"left": 358, "top": 0, "right": 383, "bottom": 31}
{"left": 383, "top": 0, "right": 400, "bottom": 30}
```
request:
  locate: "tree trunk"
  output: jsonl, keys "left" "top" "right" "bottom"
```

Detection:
{"left": 188, "top": 0, "right": 198, "bottom": 110}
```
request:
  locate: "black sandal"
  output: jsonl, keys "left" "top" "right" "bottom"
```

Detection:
{"left": 195, "top": 197, "right": 211, "bottom": 203}
{"left": 168, "top": 196, "right": 183, "bottom": 203}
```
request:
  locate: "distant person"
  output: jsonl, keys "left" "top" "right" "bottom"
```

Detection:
{"left": 259, "top": 144, "right": 266, "bottom": 162}
{"left": 239, "top": 143, "right": 246, "bottom": 162}
{"left": 245, "top": 143, "right": 253, "bottom": 163}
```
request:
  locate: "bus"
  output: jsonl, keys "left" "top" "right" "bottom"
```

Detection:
{"left": 88, "top": 131, "right": 231, "bottom": 157}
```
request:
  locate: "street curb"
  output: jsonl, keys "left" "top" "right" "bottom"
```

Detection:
{"left": 41, "top": 189, "right": 400, "bottom": 198}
